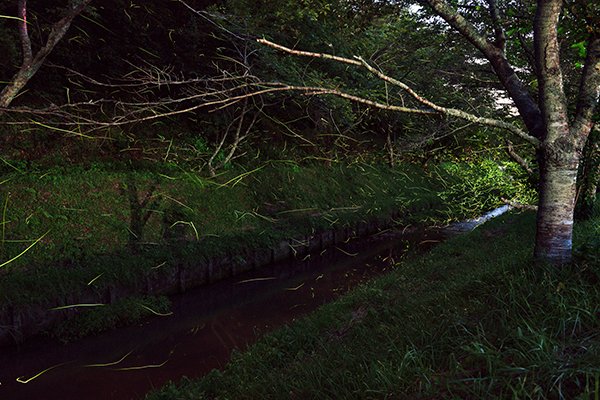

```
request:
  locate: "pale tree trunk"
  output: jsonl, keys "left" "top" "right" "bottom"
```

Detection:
{"left": 534, "top": 160, "right": 579, "bottom": 264}
{"left": 532, "top": 0, "right": 577, "bottom": 264}
{"left": 532, "top": 1, "right": 600, "bottom": 264}
{"left": 0, "top": 0, "right": 92, "bottom": 108}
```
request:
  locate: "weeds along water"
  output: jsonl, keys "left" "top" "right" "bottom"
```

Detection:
{"left": 0, "top": 160, "right": 533, "bottom": 319}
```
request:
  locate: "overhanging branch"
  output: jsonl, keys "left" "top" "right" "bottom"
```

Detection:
{"left": 257, "top": 38, "right": 541, "bottom": 148}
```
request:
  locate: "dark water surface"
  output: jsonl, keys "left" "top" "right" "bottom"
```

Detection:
{"left": 0, "top": 224, "right": 456, "bottom": 400}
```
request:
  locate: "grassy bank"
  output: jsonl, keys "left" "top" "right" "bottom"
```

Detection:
{"left": 0, "top": 162, "right": 434, "bottom": 307}
{"left": 0, "top": 158, "right": 534, "bottom": 340}
{"left": 147, "top": 207, "right": 600, "bottom": 399}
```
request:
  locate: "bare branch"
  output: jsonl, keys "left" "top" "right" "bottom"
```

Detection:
{"left": 502, "top": 198, "right": 537, "bottom": 210}
{"left": 506, "top": 140, "right": 534, "bottom": 175}
{"left": 258, "top": 38, "right": 362, "bottom": 67}
{"left": 257, "top": 38, "right": 541, "bottom": 147}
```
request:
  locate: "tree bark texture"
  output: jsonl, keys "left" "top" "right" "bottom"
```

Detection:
{"left": 532, "top": 0, "right": 578, "bottom": 264}
{"left": 534, "top": 155, "right": 579, "bottom": 264}
{"left": 422, "top": 0, "right": 545, "bottom": 139}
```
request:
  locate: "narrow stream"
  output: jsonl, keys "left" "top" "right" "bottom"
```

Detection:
{"left": 0, "top": 207, "right": 509, "bottom": 400}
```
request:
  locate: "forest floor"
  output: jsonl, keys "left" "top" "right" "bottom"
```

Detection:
{"left": 146, "top": 206, "right": 600, "bottom": 400}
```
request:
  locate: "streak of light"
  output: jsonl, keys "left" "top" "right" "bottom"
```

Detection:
{"left": 419, "top": 240, "right": 441, "bottom": 245}
{"left": 87, "top": 273, "right": 104, "bottom": 286}
{"left": 235, "top": 277, "right": 277, "bottom": 284}
{"left": 85, "top": 351, "right": 133, "bottom": 368}
{"left": 335, "top": 247, "right": 358, "bottom": 256}
{"left": 190, "top": 323, "right": 206, "bottom": 335}
{"left": 0, "top": 230, "right": 50, "bottom": 269}
{"left": 113, "top": 359, "right": 169, "bottom": 371}
{"left": 151, "top": 261, "right": 167, "bottom": 270}
{"left": 285, "top": 283, "right": 305, "bottom": 291}
{"left": 50, "top": 303, "right": 105, "bottom": 311}
{"left": 16, "top": 363, "right": 67, "bottom": 384}
{"left": 140, "top": 304, "right": 173, "bottom": 317}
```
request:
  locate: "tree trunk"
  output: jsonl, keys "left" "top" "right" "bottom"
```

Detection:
{"left": 0, "top": 0, "right": 92, "bottom": 109}
{"left": 534, "top": 155, "right": 579, "bottom": 264}
{"left": 532, "top": 0, "right": 579, "bottom": 265}
{"left": 0, "top": 64, "right": 38, "bottom": 108}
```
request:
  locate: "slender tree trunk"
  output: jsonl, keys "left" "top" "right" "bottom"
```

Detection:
{"left": 534, "top": 156, "right": 579, "bottom": 264}
{"left": 0, "top": 0, "right": 92, "bottom": 108}
{"left": 0, "top": 68, "right": 36, "bottom": 108}
{"left": 532, "top": 0, "right": 578, "bottom": 265}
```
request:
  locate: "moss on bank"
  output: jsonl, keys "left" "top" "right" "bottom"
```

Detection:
{"left": 147, "top": 210, "right": 600, "bottom": 399}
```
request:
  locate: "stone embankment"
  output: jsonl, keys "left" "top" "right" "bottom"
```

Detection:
{"left": 0, "top": 211, "right": 403, "bottom": 347}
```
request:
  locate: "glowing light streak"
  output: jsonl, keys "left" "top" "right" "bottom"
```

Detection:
{"left": 87, "top": 273, "right": 103, "bottom": 286}
{"left": 85, "top": 351, "right": 133, "bottom": 368}
{"left": 16, "top": 363, "right": 66, "bottom": 384}
{"left": 285, "top": 283, "right": 305, "bottom": 291}
{"left": 113, "top": 359, "right": 168, "bottom": 371}
{"left": 335, "top": 247, "right": 358, "bottom": 257}
{"left": 235, "top": 277, "right": 277, "bottom": 284}
{"left": 50, "top": 303, "right": 105, "bottom": 311}
{"left": 0, "top": 230, "right": 49, "bottom": 269}
{"left": 139, "top": 304, "right": 173, "bottom": 317}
